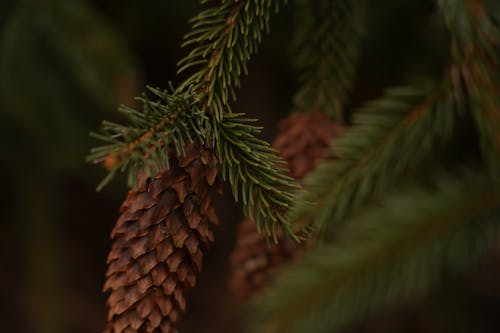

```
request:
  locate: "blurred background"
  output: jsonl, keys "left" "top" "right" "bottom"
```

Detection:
{"left": 0, "top": 1, "right": 499, "bottom": 332}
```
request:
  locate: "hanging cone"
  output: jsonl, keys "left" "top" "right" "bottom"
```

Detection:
{"left": 103, "top": 144, "right": 219, "bottom": 333}
{"left": 228, "top": 111, "right": 342, "bottom": 299}
{"left": 272, "top": 111, "right": 343, "bottom": 179}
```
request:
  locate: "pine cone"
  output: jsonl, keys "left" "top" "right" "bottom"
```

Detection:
{"left": 103, "top": 144, "right": 219, "bottom": 333}
{"left": 273, "top": 111, "right": 343, "bottom": 179}
{"left": 228, "top": 111, "right": 342, "bottom": 299}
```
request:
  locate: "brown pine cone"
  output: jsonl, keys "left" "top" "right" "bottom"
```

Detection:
{"left": 228, "top": 111, "right": 342, "bottom": 299}
{"left": 273, "top": 111, "right": 343, "bottom": 179}
{"left": 103, "top": 144, "right": 219, "bottom": 333}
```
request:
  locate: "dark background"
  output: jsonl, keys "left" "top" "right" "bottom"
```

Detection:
{"left": 0, "top": 1, "right": 499, "bottom": 332}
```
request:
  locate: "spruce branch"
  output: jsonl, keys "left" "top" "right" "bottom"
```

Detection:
{"left": 440, "top": 0, "right": 500, "bottom": 178}
{"left": 87, "top": 86, "right": 209, "bottom": 190}
{"left": 177, "top": 0, "right": 301, "bottom": 239}
{"left": 291, "top": 0, "right": 364, "bottom": 120}
{"left": 217, "top": 113, "right": 299, "bottom": 240}
{"left": 252, "top": 173, "right": 500, "bottom": 333}
{"left": 177, "top": 0, "right": 286, "bottom": 121}
{"left": 88, "top": 0, "right": 301, "bottom": 239}
{"left": 91, "top": 0, "right": 289, "bottom": 188}
{"left": 291, "top": 79, "right": 459, "bottom": 236}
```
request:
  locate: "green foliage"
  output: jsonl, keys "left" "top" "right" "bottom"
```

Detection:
{"left": 439, "top": 0, "right": 500, "bottom": 179}
{"left": 216, "top": 113, "right": 299, "bottom": 239}
{"left": 291, "top": 0, "right": 364, "bottom": 120}
{"left": 251, "top": 1, "right": 500, "bottom": 332}
{"left": 251, "top": 174, "right": 500, "bottom": 333}
{"left": 177, "top": 0, "right": 286, "bottom": 121}
{"left": 87, "top": 86, "right": 209, "bottom": 190}
{"left": 90, "top": 0, "right": 299, "bottom": 239}
{"left": 290, "top": 0, "right": 500, "bottom": 239}
{"left": 84, "top": 0, "right": 500, "bottom": 328}
{"left": 291, "top": 79, "right": 459, "bottom": 237}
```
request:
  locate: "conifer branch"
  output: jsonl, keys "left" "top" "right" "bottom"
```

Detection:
{"left": 291, "top": 0, "right": 364, "bottom": 120}
{"left": 252, "top": 174, "right": 500, "bottom": 333}
{"left": 217, "top": 113, "right": 299, "bottom": 240}
{"left": 439, "top": 0, "right": 500, "bottom": 178}
{"left": 290, "top": 79, "right": 459, "bottom": 236}
{"left": 88, "top": 0, "right": 300, "bottom": 239}
{"left": 177, "top": 0, "right": 286, "bottom": 121}
{"left": 87, "top": 86, "right": 209, "bottom": 190}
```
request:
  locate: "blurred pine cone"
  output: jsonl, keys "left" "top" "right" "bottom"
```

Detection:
{"left": 228, "top": 111, "right": 342, "bottom": 299}
{"left": 103, "top": 144, "right": 219, "bottom": 333}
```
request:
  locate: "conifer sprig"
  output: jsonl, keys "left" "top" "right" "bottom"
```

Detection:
{"left": 217, "top": 113, "right": 299, "bottom": 240}
{"left": 177, "top": 0, "right": 286, "bottom": 121}
{"left": 252, "top": 174, "right": 500, "bottom": 333}
{"left": 87, "top": 86, "right": 208, "bottom": 190}
{"left": 291, "top": 0, "right": 364, "bottom": 120}
{"left": 291, "top": 79, "right": 459, "bottom": 236}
